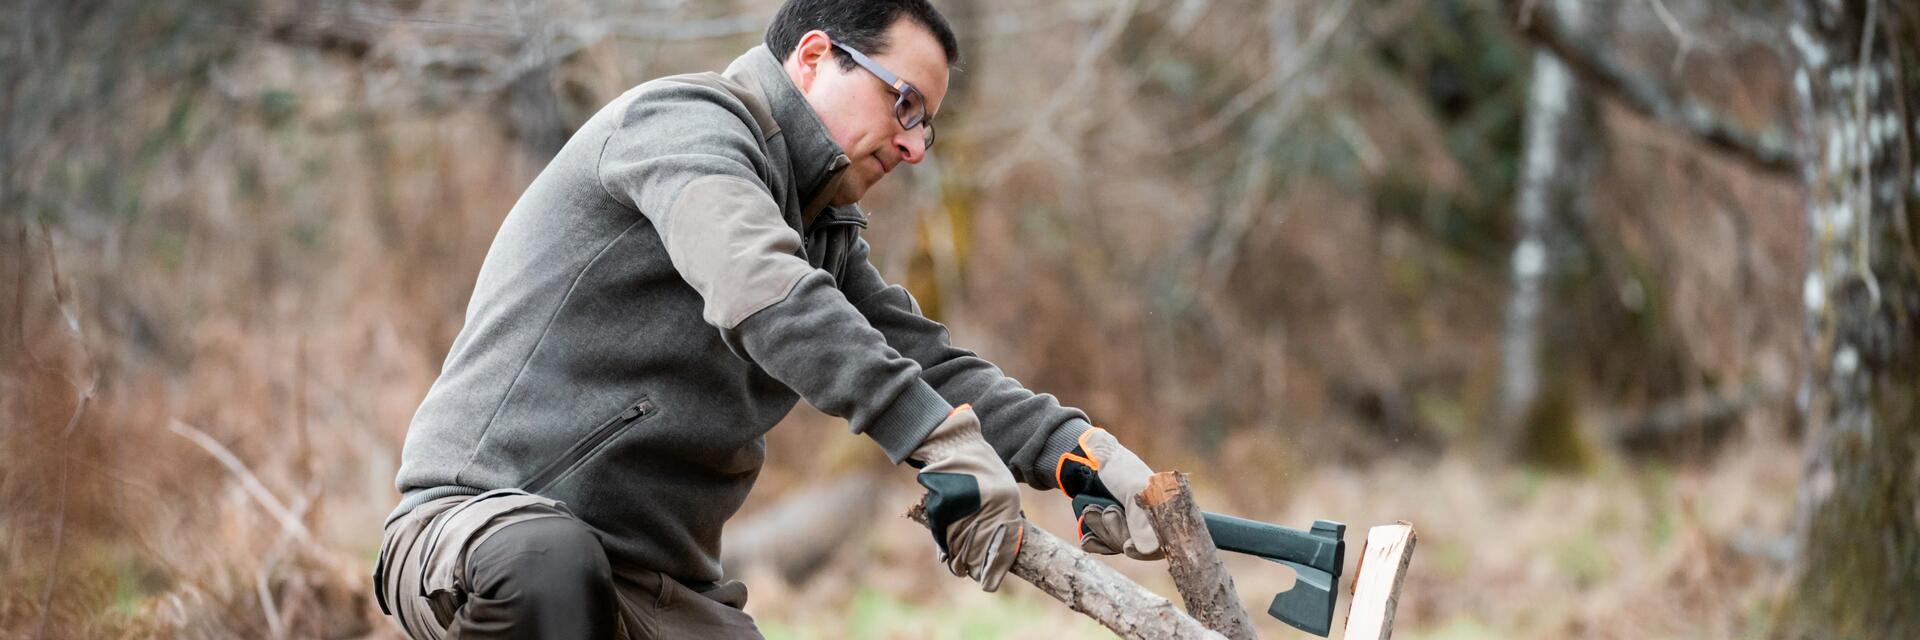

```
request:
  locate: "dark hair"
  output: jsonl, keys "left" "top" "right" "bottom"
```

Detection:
{"left": 765, "top": 0, "right": 961, "bottom": 71}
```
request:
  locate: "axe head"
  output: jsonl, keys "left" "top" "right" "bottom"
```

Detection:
{"left": 1263, "top": 520, "right": 1347, "bottom": 637}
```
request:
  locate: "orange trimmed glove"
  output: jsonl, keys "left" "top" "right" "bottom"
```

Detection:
{"left": 909, "top": 405, "right": 1025, "bottom": 591}
{"left": 1055, "top": 427, "right": 1163, "bottom": 560}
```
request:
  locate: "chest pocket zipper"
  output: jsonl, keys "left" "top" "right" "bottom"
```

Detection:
{"left": 521, "top": 398, "right": 657, "bottom": 494}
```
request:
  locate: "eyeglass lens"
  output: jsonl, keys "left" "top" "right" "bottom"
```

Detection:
{"left": 895, "top": 88, "right": 934, "bottom": 147}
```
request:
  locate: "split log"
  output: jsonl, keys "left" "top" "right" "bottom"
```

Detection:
{"left": 1137, "top": 471, "right": 1257, "bottom": 640}
{"left": 1342, "top": 523, "right": 1418, "bottom": 640}
{"left": 907, "top": 504, "right": 1224, "bottom": 640}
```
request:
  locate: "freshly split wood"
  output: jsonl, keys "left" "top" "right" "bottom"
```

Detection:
{"left": 1342, "top": 523, "right": 1417, "bottom": 640}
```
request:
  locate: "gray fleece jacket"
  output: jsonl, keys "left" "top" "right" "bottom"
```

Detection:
{"left": 391, "top": 45, "right": 1091, "bottom": 583}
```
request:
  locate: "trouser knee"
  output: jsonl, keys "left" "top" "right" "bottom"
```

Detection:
{"left": 461, "top": 516, "right": 617, "bottom": 637}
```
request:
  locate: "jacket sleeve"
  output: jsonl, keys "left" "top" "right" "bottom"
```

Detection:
{"left": 837, "top": 235, "right": 1094, "bottom": 491}
{"left": 596, "top": 80, "right": 949, "bottom": 463}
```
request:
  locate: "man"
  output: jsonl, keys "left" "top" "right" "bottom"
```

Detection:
{"left": 374, "top": 1, "right": 1165, "bottom": 637}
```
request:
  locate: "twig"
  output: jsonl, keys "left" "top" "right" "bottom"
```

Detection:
{"left": 167, "top": 419, "right": 314, "bottom": 545}
{"left": 1644, "top": 0, "right": 1696, "bottom": 75}
{"left": 20, "top": 224, "right": 98, "bottom": 408}
{"left": 594, "top": 13, "right": 767, "bottom": 42}
{"left": 1503, "top": 0, "right": 1797, "bottom": 175}
{"left": 905, "top": 502, "right": 1225, "bottom": 639}
{"left": 1176, "top": 0, "right": 1355, "bottom": 151}
{"left": 35, "top": 459, "right": 71, "bottom": 640}
{"left": 263, "top": 4, "right": 764, "bottom": 115}
{"left": 1197, "top": 1, "right": 1313, "bottom": 296}
{"left": 255, "top": 489, "right": 314, "bottom": 640}
{"left": 29, "top": 222, "right": 97, "bottom": 640}
{"left": 1849, "top": 0, "right": 1882, "bottom": 307}
{"left": 256, "top": 554, "right": 286, "bottom": 639}
{"left": 979, "top": 0, "right": 1139, "bottom": 183}
{"left": 264, "top": 2, "right": 383, "bottom": 59}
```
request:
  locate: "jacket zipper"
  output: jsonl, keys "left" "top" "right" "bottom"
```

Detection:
{"left": 522, "top": 398, "right": 657, "bottom": 493}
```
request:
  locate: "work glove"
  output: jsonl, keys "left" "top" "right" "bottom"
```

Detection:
{"left": 909, "top": 404, "right": 1025, "bottom": 592}
{"left": 1055, "top": 427, "right": 1163, "bottom": 560}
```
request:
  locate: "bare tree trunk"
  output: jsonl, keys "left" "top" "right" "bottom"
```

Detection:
{"left": 1500, "top": 0, "right": 1608, "bottom": 465}
{"left": 1782, "top": 1, "right": 1920, "bottom": 636}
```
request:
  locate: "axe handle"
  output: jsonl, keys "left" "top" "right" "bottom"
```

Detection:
{"left": 1073, "top": 494, "right": 1344, "bottom": 576}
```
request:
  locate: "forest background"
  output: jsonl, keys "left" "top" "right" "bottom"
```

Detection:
{"left": 4, "top": 0, "right": 1916, "bottom": 638}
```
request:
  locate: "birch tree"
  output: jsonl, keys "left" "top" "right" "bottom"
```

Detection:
{"left": 1782, "top": 0, "right": 1920, "bottom": 635}
{"left": 1501, "top": 0, "right": 1609, "bottom": 464}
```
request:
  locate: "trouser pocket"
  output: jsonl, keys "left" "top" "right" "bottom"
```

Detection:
{"left": 374, "top": 489, "right": 572, "bottom": 638}
{"left": 374, "top": 494, "right": 469, "bottom": 639}
{"left": 415, "top": 489, "right": 571, "bottom": 625}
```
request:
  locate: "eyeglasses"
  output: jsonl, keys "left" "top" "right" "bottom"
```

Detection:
{"left": 831, "top": 41, "right": 936, "bottom": 149}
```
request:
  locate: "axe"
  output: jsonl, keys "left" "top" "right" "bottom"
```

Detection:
{"left": 1073, "top": 494, "right": 1347, "bottom": 636}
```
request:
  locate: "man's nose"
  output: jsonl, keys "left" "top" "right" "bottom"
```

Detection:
{"left": 896, "top": 130, "right": 929, "bottom": 165}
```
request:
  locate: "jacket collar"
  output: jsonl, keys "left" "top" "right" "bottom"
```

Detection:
{"left": 724, "top": 45, "right": 853, "bottom": 223}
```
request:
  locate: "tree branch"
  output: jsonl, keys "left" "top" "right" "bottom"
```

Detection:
{"left": 1611, "top": 379, "right": 1781, "bottom": 453}
{"left": 262, "top": 4, "right": 764, "bottom": 87}
{"left": 906, "top": 503, "right": 1225, "bottom": 639}
{"left": 168, "top": 419, "right": 314, "bottom": 546}
{"left": 263, "top": 2, "right": 383, "bottom": 59}
{"left": 1139, "top": 472, "right": 1257, "bottom": 640}
{"left": 1504, "top": 0, "right": 1798, "bottom": 176}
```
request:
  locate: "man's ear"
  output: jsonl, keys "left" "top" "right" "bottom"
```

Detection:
{"left": 786, "top": 29, "right": 833, "bottom": 92}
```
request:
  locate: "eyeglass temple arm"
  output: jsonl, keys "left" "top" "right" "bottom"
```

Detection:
{"left": 830, "top": 41, "right": 906, "bottom": 90}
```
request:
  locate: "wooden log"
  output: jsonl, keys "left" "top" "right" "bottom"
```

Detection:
{"left": 1342, "top": 523, "right": 1418, "bottom": 640}
{"left": 720, "top": 472, "right": 884, "bottom": 583}
{"left": 907, "top": 503, "right": 1225, "bottom": 640}
{"left": 1137, "top": 472, "right": 1258, "bottom": 640}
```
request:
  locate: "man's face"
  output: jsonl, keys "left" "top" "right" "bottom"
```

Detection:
{"left": 784, "top": 19, "right": 949, "bottom": 206}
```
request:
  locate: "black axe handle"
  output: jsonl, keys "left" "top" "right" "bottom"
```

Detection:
{"left": 1071, "top": 494, "right": 1346, "bottom": 578}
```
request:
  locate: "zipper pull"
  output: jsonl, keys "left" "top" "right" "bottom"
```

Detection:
{"left": 621, "top": 400, "right": 655, "bottom": 421}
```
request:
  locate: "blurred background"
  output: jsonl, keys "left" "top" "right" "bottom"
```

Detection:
{"left": 5, "top": 0, "right": 1915, "bottom": 638}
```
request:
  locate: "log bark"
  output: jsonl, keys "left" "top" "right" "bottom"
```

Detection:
{"left": 1137, "top": 472, "right": 1257, "bottom": 640}
{"left": 1342, "top": 523, "right": 1418, "bottom": 640}
{"left": 906, "top": 504, "right": 1225, "bottom": 640}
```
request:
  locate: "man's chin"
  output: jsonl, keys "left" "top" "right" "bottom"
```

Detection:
{"left": 830, "top": 184, "right": 869, "bottom": 207}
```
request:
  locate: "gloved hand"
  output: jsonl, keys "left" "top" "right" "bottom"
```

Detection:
{"left": 909, "top": 404, "right": 1025, "bottom": 592}
{"left": 1054, "top": 427, "right": 1162, "bottom": 560}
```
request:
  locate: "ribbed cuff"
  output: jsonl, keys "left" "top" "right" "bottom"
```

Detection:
{"left": 863, "top": 381, "right": 953, "bottom": 464}
{"left": 1034, "top": 418, "right": 1095, "bottom": 491}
